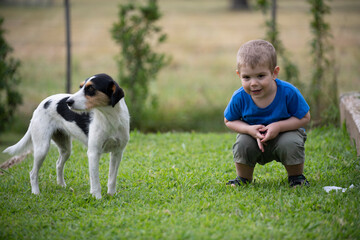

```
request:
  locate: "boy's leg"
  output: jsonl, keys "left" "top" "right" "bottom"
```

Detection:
{"left": 226, "top": 163, "right": 254, "bottom": 187}
{"left": 228, "top": 134, "right": 259, "bottom": 186}
{"left": 272, "top": 129, "right": 309, "bottom": 186}
{"left": 284, "top": 163, "right": 304, "bottom": 176}
{"left": 286, "top": 163, "right": 309, "bottom": 187}
{"left": 235, "top": 162, "right": 254, "bottom": 180}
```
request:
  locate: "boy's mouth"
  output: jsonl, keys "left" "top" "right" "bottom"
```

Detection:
{"left": 251, "top": 89, "right": 262, "bottom": 95}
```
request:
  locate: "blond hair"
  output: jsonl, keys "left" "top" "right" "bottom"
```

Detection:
{"left": 236, "top": 39, "right": 277, "bottom": 72}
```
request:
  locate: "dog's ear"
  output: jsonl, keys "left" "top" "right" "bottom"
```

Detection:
{"left": 110, "top": 81, "right": 125, "bottom": 107}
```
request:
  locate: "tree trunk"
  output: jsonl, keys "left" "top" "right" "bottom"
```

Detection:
{"left": 231, "top": 0, "right": 249, "bottom": 10}
{"left": 64, "top": 0, "right": 71, "bottom": 93}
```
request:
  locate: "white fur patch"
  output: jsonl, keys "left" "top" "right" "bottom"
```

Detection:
{"left": 86, "top": 76, "right": 96, "bottom": 83}
{"left": 68, "top": 88, "right": 87, "bottom": 110}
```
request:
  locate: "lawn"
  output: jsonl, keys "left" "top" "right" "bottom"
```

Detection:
{"left": 0, "top": 0, "right": 359, "bottom": 133}
{"left": 1, "top": 126, "right": 359, "bottom": 239}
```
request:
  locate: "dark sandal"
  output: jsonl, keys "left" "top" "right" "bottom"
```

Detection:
{"left": 226, "top": 176, "right": 251, "bottom": 186}
{"left": 288, "top": 174, "right": 309, "bottom": 187}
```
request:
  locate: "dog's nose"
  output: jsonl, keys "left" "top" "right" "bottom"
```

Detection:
{"left": 66, "top": 98, "right": 74, "bottom": 107}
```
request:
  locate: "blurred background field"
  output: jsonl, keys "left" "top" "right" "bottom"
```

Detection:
{"left": 0, "top": 0, "right": 359, "bottom": 149}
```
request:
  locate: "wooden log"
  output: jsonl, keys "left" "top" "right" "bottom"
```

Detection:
{"left": 340, "top": 92, "right": 360, "bottom": 156}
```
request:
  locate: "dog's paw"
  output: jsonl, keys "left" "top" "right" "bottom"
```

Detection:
{"left": 30, "top": 183, "right": 40, "bottom": 195}
{"left": 107, "top": 191, "right": 116, "bottom": 196}
{"left": 107, "top": 186, "right": 116, "bottom": 196}
{"left": 57, "top": 180, "right": 67, "bottom": 187}
{"left": 92, "top": 192, "right": 102, "bottom": 199}
{"left": 31, "top": 189, "right": 40, "bottom": 195}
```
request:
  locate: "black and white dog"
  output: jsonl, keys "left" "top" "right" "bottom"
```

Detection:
{"left": 3, "top": 73, "right": 130, "bottom": 199}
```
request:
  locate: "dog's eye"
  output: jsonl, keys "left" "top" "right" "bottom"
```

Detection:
{"left": 85, "top": 85, "right": 96, "bottom": 96}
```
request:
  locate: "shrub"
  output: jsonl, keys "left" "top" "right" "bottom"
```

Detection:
{"left": 111, "top": 0, "right": 169, "bottom": 130}
{"left": 0, "top": 17, "right": 22, "bottom": 133}
{"left": 307, "top": 0, "right": 339, "bottom": 126}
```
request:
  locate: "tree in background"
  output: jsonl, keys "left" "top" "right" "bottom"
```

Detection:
{"left": 111, "top": 0, "right": 169, "bottom": 130}
{"left": 0, "top": 17, "right": 22, "bottom": 134}
{"left": 308, "top": 0, "right": 338, "bottom": 125}
{"left": 231, "top": 0, "right": 249, "bottom": 10}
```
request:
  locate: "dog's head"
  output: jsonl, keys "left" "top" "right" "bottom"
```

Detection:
{"left": 66, "top": 73, "right": 124, "bottom": 110}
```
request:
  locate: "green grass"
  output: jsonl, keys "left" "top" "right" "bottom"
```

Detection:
{"left": 0, "top": 0, "right": 359, "bottom": 132}
{"left": 1, "top": 126, "right": 359, "bottom": 239}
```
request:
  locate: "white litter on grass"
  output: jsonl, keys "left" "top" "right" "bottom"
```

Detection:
{"left": 323, "top": 184, "right": 355, "bottom": 193}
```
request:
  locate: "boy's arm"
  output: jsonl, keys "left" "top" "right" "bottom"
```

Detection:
{"left": 224, "top": 111, "right": 310, "bottom": 152}
{"left": 224, "top": 118, "right": 267, "bottom": 152}
{"left": 224, "top": 118, "right": 266, "bottom": 139}
{"left": 260, "top": 111, "right": 311, "bottom": 143}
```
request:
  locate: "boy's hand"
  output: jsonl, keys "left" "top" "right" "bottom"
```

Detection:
{"left": 247, "top": 125, "right": 266, "bottom": 140}
{"left": 257, "top": 138, "right": 265, "bottom": 152}
{"left": 259, "top": 122, "right": 281, "bottom": 143}
{"left": 247, "top": 125, "right": 266, "bottom": 152}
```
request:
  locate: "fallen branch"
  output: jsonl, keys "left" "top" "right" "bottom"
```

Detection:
{"left": 0, "top": 151, "right": 32, "bottom": 175}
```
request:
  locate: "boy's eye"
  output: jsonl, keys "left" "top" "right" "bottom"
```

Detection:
{"left": 258, "top": 74, "right": 265, "bottom": 78}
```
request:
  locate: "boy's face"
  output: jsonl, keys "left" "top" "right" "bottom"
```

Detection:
{"left": 237, "top": 64, "right": 279, "bottom": 101}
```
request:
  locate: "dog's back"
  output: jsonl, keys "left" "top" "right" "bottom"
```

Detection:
{"left": 4, "top": 94, "right": 91, "bottom": 155}
{"left": 38, "top": 94, "right": 91, "bottom": 144}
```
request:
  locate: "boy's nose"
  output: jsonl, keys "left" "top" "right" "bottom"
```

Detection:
{"left": 250, "top": 79, "right": 258, "bottom": 86}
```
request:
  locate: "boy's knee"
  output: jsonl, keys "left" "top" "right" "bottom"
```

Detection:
{"left": 233, "top": 134, "right": 258, "bottom": 154}
{"left": 274, "top": 130, "right": 306, "bottom": 165}
{"left": 233, "top": 134, "right": 259, "bottom": 167}
{"left": 277, "top": 131, "right": 303, "bottom": 148}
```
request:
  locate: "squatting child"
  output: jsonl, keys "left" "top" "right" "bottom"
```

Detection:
{"left": 224, "top": 39, "right": 311, "bottom": 187}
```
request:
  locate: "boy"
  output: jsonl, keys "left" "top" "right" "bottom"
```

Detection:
{"left": 224, "top": 39, "right": 311, "bottom": 187}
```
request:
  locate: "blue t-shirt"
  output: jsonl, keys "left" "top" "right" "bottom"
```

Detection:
{"left": 224, "top": 79, "right": 309, "bottom": 125}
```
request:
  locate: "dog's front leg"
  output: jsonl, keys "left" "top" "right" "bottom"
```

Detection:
{"left": 87, "top": 149, "right": 102, "bottom": 199}
{"left": 107, "top": 149, "right": 124, "bottom": 196}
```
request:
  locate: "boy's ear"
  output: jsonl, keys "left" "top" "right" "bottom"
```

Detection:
{"left": 236, "top": 70, "right": 240, "bottom": 77}
{"left": 273, "top": 66, "right": 280, "bottom": 79}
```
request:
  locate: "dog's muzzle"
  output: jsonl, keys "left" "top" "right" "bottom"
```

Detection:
{"left": 66, "top": 98, "right": 75, "bottom": 107}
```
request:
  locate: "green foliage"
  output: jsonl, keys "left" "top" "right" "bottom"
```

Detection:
{"left": 257, "top": 0, "right": 339, "bottom": 126}
{"left": 0, "top": 17, "right": 22, "bottom": 133}
{"left": 308, "top": 0, "right": 339, "bottom": 126}
{"left": 111, "top": 0, "right": 169, "bottom": 130}
{"left": 256, "top": 0, "right": 303, "bottom": 90}
{"left": 0, "top": 127, "right": 359, "bottom": 239}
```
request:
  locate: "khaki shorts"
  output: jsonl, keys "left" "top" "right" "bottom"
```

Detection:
{"left": 232, "top": 129, "right": 307, "bottom": 167}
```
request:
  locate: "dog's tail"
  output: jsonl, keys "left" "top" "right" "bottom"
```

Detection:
{"left": 3, "top": 129, "right": 32, "bottom": 156}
